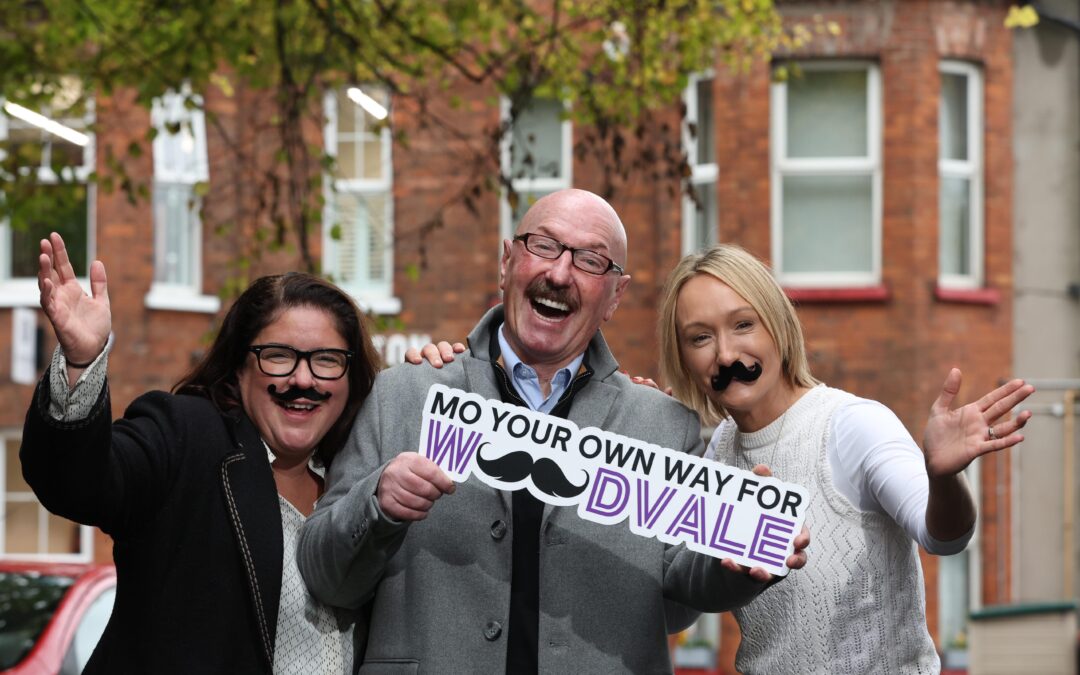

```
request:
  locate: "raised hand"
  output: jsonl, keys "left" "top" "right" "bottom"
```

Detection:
{"left": 923, "top": 368, "right": 1034, "bottom": 479}
{"left": 376, "top": 452, "right": 456, "bottom": 521}
{"left": 38, "top": 232, "right": 111, "bottom": 367}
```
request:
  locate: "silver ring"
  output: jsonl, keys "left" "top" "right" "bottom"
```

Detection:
{"left": 988, "top": 425, "right": 997, "bottom": 441}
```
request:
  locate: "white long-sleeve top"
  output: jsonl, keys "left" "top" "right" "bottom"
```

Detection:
{"left": 707, "top": 390, "right": 972, "bottom": 554}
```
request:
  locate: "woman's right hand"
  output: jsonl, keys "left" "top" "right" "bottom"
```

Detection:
{"left": 404, "top": 341, "right": 465, "bottom": 368}
{"left": 38, "top": 232, "right": 111, "bottom": 366}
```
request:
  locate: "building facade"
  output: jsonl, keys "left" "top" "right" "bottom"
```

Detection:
{"left": 0, "top": 0, "right": 1017, "bottom": 669}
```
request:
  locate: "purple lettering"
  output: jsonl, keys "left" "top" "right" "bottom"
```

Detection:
{"left": 665, "top": 494, "right": 706, "bottom": 546}
{"left": 585, "top": 468, "right": 630, "bottom": 518}
{"left": 635, "top": 479, "right": 676, "bottom": 530}
{"left": 706, "top": 502, "right": 746, "bottom": 556}
{"left": 746, "top": 514, "right": 795, "bottom": 567}
{"left": 425, "top": 420, "right": 482, "bottom": 473}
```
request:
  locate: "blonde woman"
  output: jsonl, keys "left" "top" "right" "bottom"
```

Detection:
{"left": 653, "top": 244, "right": 1031, "bottom": 673}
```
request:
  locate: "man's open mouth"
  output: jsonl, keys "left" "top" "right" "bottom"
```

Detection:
{"left": 531, "top": 296, "right": 572, "bottom": 319}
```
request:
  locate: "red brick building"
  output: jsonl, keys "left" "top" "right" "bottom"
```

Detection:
{"left": 0, "top": 1, "right": 1015, "bottom": 670}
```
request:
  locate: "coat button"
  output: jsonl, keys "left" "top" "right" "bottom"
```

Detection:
{"left": 490, "top": 520, "right": 507, "bottom": 540}
{"left": 483, "top": 621, "right": 502, "bottom": 641}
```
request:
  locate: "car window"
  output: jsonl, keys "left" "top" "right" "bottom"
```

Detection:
{"left": 60, "top": 586, "right": 115, "bottom": 675}
{"left": 0, "top": 572, "right": 76, "bottom": 669}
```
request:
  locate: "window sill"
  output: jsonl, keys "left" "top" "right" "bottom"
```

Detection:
{"left": 782, "top": 286, "right": 890, "bottom": 303}
{"left": 0, "top": 279, "right": 89, "bottom": 308}
{"left": 934, "top": 286, "right": 1001, "bottom": 305}
{"left": 144, "top": 285, "right": 222, "bottom": 314}
{"left": 356, "top": 295, "right": 402, "bottom": 315}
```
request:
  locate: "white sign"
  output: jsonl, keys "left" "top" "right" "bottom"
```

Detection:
{"left": 418, "top": 384, "right": 809, "bottom": 576}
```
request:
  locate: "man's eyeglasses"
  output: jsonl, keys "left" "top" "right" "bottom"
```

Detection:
{"left": 248, "top": 345, "right": 353, "bottom": 380}
{"left": 513, "top": 233, "right": 625, "bottom": 276}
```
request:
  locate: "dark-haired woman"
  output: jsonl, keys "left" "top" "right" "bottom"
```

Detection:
{"left": 21, "top": 232, "right": 380, "bottom": 674}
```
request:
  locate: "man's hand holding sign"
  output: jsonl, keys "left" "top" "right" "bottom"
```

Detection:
{"left": 377, "top": 451, "right": 456, "bottom": 522}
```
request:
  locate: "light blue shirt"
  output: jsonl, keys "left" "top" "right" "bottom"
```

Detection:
{"left": 497, "top": 324, "right": 584, "bottom": 414}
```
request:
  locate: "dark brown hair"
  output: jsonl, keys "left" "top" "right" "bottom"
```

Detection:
{"left": 173, "top": 272, "right": 380, "bottom": 464}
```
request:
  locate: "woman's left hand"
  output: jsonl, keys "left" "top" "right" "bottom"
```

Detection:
{"left": 923, "top": 368, "right": 1034, "bottom": 478}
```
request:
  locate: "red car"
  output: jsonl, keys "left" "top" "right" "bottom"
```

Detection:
{"left": 0, "top": 561, "right": 116, "bottom": 675}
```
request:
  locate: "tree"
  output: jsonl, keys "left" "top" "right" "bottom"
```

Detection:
{"left": 0, "top": 0, "right": 830, "bottom": 280}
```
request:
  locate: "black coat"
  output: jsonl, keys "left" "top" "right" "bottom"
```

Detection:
{"left": 22, "top": 374, "right": 283, "bottom": 674}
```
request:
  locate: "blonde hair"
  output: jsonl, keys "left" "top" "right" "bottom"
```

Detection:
{"left": 658, "top": 245, "right": 818, "bottom": 425}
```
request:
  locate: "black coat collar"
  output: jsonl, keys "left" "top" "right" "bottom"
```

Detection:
{"left": 219, "top": 410, "right": 283, "bottom": 670}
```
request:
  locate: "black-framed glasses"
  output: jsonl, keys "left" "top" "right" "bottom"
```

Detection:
{"left": 248, "top": 345, "right": 353, "bottom": 380}
{"left": 513, "top": 233, "right": 625, "bottom": 276}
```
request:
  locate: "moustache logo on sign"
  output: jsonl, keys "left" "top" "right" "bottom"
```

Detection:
{"left": 267, "top": 384, "right": 333, "bottom": 402}
{"left": 711, "top": 361, "right": 764, "bottom": 391}
{"left": 475, "top": 443, "right": 590, "bottom": 499}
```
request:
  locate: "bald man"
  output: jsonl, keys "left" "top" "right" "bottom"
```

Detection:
{"left": 299, "top": 189, "right": 798, "bottom": 673}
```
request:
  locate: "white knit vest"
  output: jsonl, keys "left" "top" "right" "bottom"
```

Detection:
{"left": 709, "top": 385, "right": 941, "bottom": 675}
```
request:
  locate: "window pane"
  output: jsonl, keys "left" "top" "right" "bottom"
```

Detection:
{"left": 940, "top": 73, "right": 968, "bottom": 161}
{"left": 787, "top": 70, "right": 868, "bottom": 158}
{"left": 691, "top": 183, "right": 717, "bottom": 252}
{"left": 938, "top": 550, "right": 970, "bottom": 652}
{"left": 511, "top": 99, "right": 563, "bottom": 179}
{"left": 939, "top": 175, "right": 971, "bottom": 276}
{"left": 330, "top": 191, "right": 390, "bottom": 286}
{"left": 50, "top": 137, "right": 84, "bottom": 170}
{"left": 155, "top": 124, "right": 200, "bottom": 178}
{"left": 4, "top": 502, "right": 37, "bottom": 554}
{"left": 362, "top": 138, "right": 382, "bottom": 181}
{"left": 46, "top": 512, "right": 80, "bottom": 554}
{"left": 357, "top": 89, "right": 388, "bottom": 129}
{"left": 336, "top": 93, "right": 356, "bottom": 134}
{"left": 5, "top": 123, "right": 46, "bottom": 167}
{"left": 11, "top": 184, "right": 89, "bottom": 278}
{"left": 510, "top": 190, "right": 551, "bottom": 228}
{"left": 6, "top": 118, "right": 86, "bottom": 172}
{"left": 153, "top": 183, "right": 196, "bottom": 285}
{"left": 695, "top": 78, "right": 715, "bottom": 165}
{"left": 781, "top": 174, "right": 873, "bottom": 273}
{"left": 335, "top": 140, "right": 358, "bottom": 180}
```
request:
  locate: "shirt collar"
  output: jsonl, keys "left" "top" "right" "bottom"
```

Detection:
{"left": 263, "top": 440, "right": 325, "bottom": 478}
{"left": 497, "top": 323, "right": 584, "bottom": 387}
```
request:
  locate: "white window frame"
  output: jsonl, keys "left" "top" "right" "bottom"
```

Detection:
{"left": 937, "top": 61, "right": 984, "bottom": 290}
{"left": 322, "top": 86, "right": 399, "bottom": 314}
{"left": 0, "top": 429, "right": 93, "bottom": 562}
{"left": 144, "top": 87, "right": 219, "bottom": 314}
{"left": 770, "top": 61, "right": 882, "bottom": 287}
{"left": 682, "top": 72, "right": 718, "bottom": 255}
{"left": 0, "top": 95, "right": 96, "bottom": 307}
{"left": 499, "top": 96, "right": 573, "bottom": 241}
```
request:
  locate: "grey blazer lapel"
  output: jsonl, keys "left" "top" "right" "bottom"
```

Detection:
{"left": 461, "top": 356, "right": 511, "bottom": 512}
{"left": 461, "top": 357, "right": 502, "bottom": 401}
{"left": 219, "top": 416, "right": 283, "bottom": 671}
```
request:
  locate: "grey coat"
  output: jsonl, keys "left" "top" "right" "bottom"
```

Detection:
{"left": 299, "top": 306, "right": 767, "bottom": 674}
